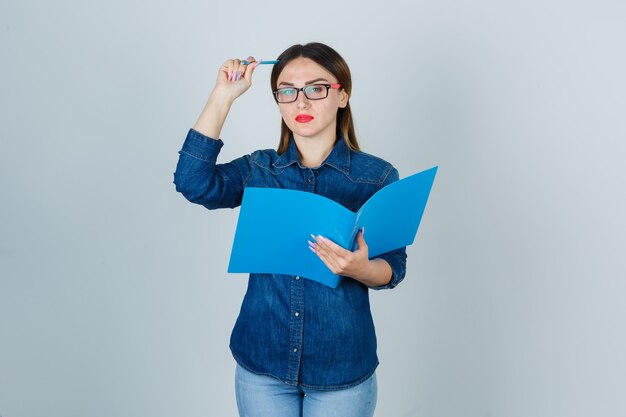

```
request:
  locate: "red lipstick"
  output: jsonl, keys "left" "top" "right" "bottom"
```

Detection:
{"left": 295, "top": 114, "right": 314, "bottom": 123}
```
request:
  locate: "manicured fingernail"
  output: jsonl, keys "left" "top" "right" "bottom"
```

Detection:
{"left": 237, "top": 71, "right": 242, "bottom": 80}
{"left": 318, "top": 235, "right": 326, "bottom": 241}
{"left": 308, "top": 241, "right": 317, "bottom": 249}
{"left": 309, "top": 246, "right": 316, "bottom": 253}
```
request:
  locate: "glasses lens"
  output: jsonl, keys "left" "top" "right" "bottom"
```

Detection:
{"left": 303, "top": 84, "right": 328, "bottom": 100}
{"left": 276, "top": 87, "right": 297, "bottom": 103}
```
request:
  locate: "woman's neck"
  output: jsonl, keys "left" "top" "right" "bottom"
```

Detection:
{"left": 293, "top": 133, "right": 337, "bottom": 168}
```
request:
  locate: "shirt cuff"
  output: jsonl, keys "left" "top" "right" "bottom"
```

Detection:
{"left": 179, "top": 128, "right": 224, "bottom": 162}
{"left": 369, "top": 248, "right": 407, "bottom": 290}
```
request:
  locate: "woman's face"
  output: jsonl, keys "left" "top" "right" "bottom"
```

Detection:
{"left": 275, "top": 57, "right": 348, "bottom": 141}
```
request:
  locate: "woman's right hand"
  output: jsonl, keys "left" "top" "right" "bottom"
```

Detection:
{"left": 212, "top": 56, "right": 262, "bottom": 102}
{"left": 192, "top": 56, "right": 262, "bottom": 139}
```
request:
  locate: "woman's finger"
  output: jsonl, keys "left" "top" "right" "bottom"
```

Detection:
{"left": 220, "top": 59, "right": 235, "bottom": 81}
{"left": 315, "top": 235, "right": 348, "bottom": 257}
{"left": 309, "top": 240, "right": 340, "bottom": 274}
{"left": 243, "top": 56, "right": 261, "bottom": 81}
{"left": 228, "top": 59, "right": 243, "bottom": 81}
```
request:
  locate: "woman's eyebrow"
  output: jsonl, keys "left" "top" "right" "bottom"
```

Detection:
{"left": 278, "top": 78, "right": 330, "bottom": 87}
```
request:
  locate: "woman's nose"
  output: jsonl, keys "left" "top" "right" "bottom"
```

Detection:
{"left": 296, "top": 91, "right": 311, "bottom": 108}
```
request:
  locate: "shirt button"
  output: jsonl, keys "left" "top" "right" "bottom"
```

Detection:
{"left": 293, "top": 348, "right": 298, "bottom": 353}
{"left": 294, "top": 312, "right": 300, "bottom": 317}
{"left": 294, "top": 276, "right": 300, "bottom": 280}
{"left": 307, "top": 178, "right": 312, "bottom": 183}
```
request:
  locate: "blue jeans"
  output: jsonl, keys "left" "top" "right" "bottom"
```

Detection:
{"left": 235, "top": 364, "right": 378, "bottom": 417}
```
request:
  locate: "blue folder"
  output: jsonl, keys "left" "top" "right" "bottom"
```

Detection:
{"left": 228, "top": 166, "right": 438, "bottom": 288}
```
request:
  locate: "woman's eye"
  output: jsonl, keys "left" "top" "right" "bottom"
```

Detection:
{"left": 281, "top": 89, "right": 295, "bottom": 95}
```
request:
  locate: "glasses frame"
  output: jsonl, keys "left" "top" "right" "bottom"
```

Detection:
{"left": 272, "top": 83, "right": 342, "bottom": 103}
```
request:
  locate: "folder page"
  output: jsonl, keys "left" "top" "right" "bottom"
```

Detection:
{"left": 228, "top": 187, "right": 355, "bottom": 288}
{"left": 354, "top": 166, "right": 438, "bottom": 256}
{"left": 228, "top": 166, "right": 438, "bottom": 288}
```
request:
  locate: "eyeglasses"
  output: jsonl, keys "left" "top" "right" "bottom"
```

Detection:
{"left": 272, "top": 83, "right": 342, "bottom": 103}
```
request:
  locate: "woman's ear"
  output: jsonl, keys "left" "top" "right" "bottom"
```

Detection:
{"left": 339, "top": 89, "right": 349, "bottom": 108}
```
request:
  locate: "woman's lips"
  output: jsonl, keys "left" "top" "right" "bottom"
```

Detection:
{"left": 295, "top": 114, "right": 314, "bottom": 123}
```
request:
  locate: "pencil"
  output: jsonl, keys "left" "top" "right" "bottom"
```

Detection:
{"left": 241, "top": 60, "right": 280, "bottom": 65}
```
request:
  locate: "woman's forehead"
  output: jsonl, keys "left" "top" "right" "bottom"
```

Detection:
{"left": 277, "top": 57, "right": 335, "bottom": 84}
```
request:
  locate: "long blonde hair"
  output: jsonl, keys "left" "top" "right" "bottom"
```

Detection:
{"left": 270, "top": 42, "right": 360, "bottom": 154}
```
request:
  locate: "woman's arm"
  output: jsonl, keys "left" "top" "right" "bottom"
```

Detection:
{"left": 173, "top": 57, "right": 262, "bottom": 209}
{"left": 193, "top": 56, "right": 261, "bottom": 139}
{"left": 174, "top": 129, "right": 252, "bottom": 209}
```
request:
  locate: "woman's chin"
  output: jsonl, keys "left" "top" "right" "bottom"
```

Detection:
{"left": 291, "top": 127, "right": 319, "bottom": 139}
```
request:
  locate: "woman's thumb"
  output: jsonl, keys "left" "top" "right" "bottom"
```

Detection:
{"left": 244, "top": 57, "right": 262, "bottom": 81}
{"left": 356, "top": 227, "right": 367, "bottom": 250}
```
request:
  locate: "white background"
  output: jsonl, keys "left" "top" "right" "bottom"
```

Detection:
{"left": 1, "top": 0, "right": 625, "bottom": 416}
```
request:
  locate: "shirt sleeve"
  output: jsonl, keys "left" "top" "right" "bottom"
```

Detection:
{"left": 369, "top": 166, "right": 408, "bottom": 290}
{"left": 173, "top": 128, "right": 252, "bottom": 209}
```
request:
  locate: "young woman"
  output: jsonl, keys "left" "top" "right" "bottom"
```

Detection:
{"left": 174, "top": 42, "right": 407, "bottom": 417}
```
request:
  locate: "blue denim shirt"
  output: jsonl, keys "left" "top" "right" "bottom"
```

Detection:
{"left": 174, "top": 128, "right": 407, "bottom": 390}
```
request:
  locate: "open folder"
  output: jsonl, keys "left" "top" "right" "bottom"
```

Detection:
{"left": 228, "top": 166, "right": 438, "bottom": 288}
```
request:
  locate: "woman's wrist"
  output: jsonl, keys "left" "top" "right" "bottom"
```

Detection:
{"left": 209, "top": 85, "right": 238, "bottom": 105}
{"left": 352, "top": 259, "right": 393, "bottom": 288}
{"left": 192, "top": 89, "right": 235, "bottom": 139}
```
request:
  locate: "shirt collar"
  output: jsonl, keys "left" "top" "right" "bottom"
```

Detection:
{"left": 273, "top": 135, "right": 351, "bottom": 175}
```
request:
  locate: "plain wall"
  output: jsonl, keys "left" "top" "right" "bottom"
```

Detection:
{"left": 1, "top": 0, "right": 625, "bottom": 416}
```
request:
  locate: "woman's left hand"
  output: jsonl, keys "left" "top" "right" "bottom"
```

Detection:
{"left": 308, "top": 228, "right": 375, "bottom": 282}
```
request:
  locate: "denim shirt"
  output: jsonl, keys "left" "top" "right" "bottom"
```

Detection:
{"left": 174, "top": 128, "right": 407, "bottom": 390}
